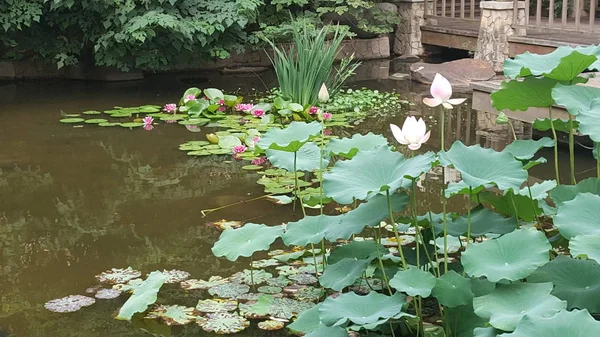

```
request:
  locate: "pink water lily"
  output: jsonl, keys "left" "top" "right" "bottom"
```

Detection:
{"left": 321, "top": 112, "right": 332, "bottom": 121}
{"left": 184, "top": 94, "right": 196, "bottom": 103}
{"left": 232, "top": 145, "right": 247, "bottom": 154}
{"left": 309, "top": 106, "right": 319, "bottom": 115}
{"left": 163, "top": 103, "right": 177, "bottom": 113}
{"left": 218, "top": 99, "right": 225, "bottom": 105}
{"left": 251, "top": 157, "right": 267, "bottom": 165}
{"left": 142, "top": 116, "right": 154, "bottom": 131}
{"left": 390, "top": 116, "right": 431, "bottom": 150}
{"left": 218, "top": 106, "right": 226, "bottom": 112}
{"left": 423, "top": 73, "right": 466, "bottom": 109}
{"left": 236, "top": 103, "right": 254, "bottom": 112}
{"left": 252, "top": 109, "right": 265, "bottom": 118}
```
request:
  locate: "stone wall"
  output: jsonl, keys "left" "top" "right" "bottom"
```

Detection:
{"left": 393, "top": 0, "right": 430, "bottom": 56}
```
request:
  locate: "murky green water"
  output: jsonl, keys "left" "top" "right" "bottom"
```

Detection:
{"left": 0, "top": 64, "right": 596, "bottom": 336}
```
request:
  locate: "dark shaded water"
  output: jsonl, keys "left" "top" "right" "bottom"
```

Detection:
{"left": 0, "top": 64, "right": 596, "bottom": 336}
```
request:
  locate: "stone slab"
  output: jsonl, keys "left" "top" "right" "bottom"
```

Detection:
{"left": 390, "top": 72, "right": 411, "bottom": 80}
{"left": 410, "top": 58, "right": 496, "bottom": 92}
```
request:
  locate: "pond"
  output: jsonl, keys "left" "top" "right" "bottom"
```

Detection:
{"left": 0, "top": 62, "right": 597, "bottom": 336}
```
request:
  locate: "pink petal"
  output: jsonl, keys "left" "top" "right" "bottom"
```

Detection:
{"left": 447, "top": 98, "right": 467, "bottom": 105}
{"left": 408, "top": 142, "right": 422, "bottom": 150}
{"left": 416, "top": 118, "right": 427, "bottom": 138}
{"left": 442, "top": 102, "right": 454, "bottom": 110}
{"left": 421, "top": 130, "right": 431, "bottom": 144}
{"left": 423, "top": 97, "right": 442, "bottom": 107}
{"left": 431, "top": 74, "right": 452, "bottom": 102}
{"left": 390, "top": 123, "right": 409, "bottom": 144}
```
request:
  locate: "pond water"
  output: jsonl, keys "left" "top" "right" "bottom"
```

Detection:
{"left": 0, "top": 63, "right": 597, "bottom": 336}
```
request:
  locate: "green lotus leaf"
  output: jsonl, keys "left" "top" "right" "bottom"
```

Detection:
{"left": 146, "top": 304, "right": 199, "bottom": 325}
{"left": 59, "top": 118, "right": 85, "bottom": 123}
{"left": 325, "top": 132, "right": 388, "bottom": 159}
{"left": 445, "top": 304, "right": 488, "bottom": 337}
{"left": 552, "top": 83, "right": 600, "bottom": 115}
{"left": 305, "top": 326, "right": 348, "bottom": 337}
{"left": 208, "top": 283, "right": 250, "bottom": 299}
{"left": 461, "top": 228, "right": 551, "bottom": 282}
{"left": 532, "top": 117, "right": 576, "bottom": 133}
{"left": 319, "top": 258, "right": 370, "bottom": 291}
{"left": 431, "top": 271, "right": 474, "bottom": 308}
{"left": 113, "top": 278, "right": 143, "bottom": 293}
{"left": 282, "top": 215, "right": 339, "bottom": 246}
{"left": 445, "top": 181, "right": 490, "bottom": 198}
{"left": 390, "top": 267, "right": 436, "bottom": 298}
{"left": 499, "top": 309, "right": 600, "bottom": 337}
{"left": 549, "top": 177, "right": 600, "bottom": 205}
{"left": 204, "top": 88, "right": 224, "bottom": 100}
{"left": 570, "top": 233, "right": 600, "bottom": 263}
{"left": 199, "top": 312, "right": 250, "bottom": 334}
{"left": 195, "top": 299, "right": 238, "bottom": 313}
{"left": 328, "top": 241, "right": 385, "bottom": 265}
{"left": 503, "top": 46, "right": 600, "bottom": 81}
{"left": 257, "top": 286, "right": 282, "bottom": 294}
{"left": 527, "top": 255, "right": 600, "bottom": 312}
{"left": 257, "top": 121, "right": 322, "bottom": 152}
{"left": 268, "top": 297, "right": 314, "bottom": 319}
{"left": 324, "top": 147, "right": 434, "bottom": 204}
{"left": 518, "top": 180, "right": 557, "bottom": 200}
{"left": 120, "top": 122, "right": 144, "bottom": 128}
{"left": 502, "top": 138, "right": 555, "bottom": 160}
{"left": 294, "top": 286, "right": 325, "bottom": 302}
{"left": 218, "top": 135, "right": 242, "bottom": 149}
{"left": 478, "top": 191, "right": 542, "bottom": 222}
{"left": 288, "top": 303, "right": 324, "bottom": 333}
{"left": 212, "top": 223, "right": 283, "bottom": 261}
{"left": 553, "top": 193, "right": 600, "bottom": 239}
{"left": 474, "top": 327, "right": 501, "bottom": 337}
{"left": 273, "top": 250, "right": 305, "bottom": 262}
{"left": 267, "top": 142, "right": 329, "bottom": 172}
{"left": 473, "top": 282, "right": 566, "bottom": 331}
{"left": 289, "top": 273, "right": 318, "bottom": 285}
{"left": 181, "top": 276, "right": 229, "bottom": 290}
{"left": 490, "top": 77, "right": 558, "bottom": 111}
{"left": 433, "top": 206, "right": 517, "bottom": 237}
{"left": 115, "top": 271, "right": 168, "bottom": 321}
{"left": 439, "top": 142, "right": 528, "bottom": 192}
{"left": 574, "top": 97, "right": 600, "bottom": 142}
{"left": 231, "top": 269, "right": 272, "bottom": 285}
{"left": 319, "top": 292, "right": 407, "bottom": 327}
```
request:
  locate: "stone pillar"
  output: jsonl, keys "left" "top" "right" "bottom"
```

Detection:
{"left": 393, "top": 0, "right": 432, "bottom": 56}
{"left": 474, "top": 1, "right": 526, "bottom": 72}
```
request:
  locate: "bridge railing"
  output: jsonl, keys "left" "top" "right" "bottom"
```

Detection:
{"left": 512, "top": 0, "right": 598, "bottom": 32}
{"left": 424, "top": 0, "right": 482, "bottom": 21}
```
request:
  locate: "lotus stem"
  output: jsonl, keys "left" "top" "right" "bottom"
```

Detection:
{"left": 597, "top": 143, "right": 600, "bottom": 178}
{"left": 310, "top": 243, "right": 319, "bottom": 276}
{"left": 250, "top": 255, "right": 256, "bottom": 292}
{"left": 508, "top": 120, "right": 518, "bottom": 141}
{"left": 321, "top": 239, "right": 326, "bottom": 271}
{"left": 200, "top": 194, "right": 274, "bottom": 217}
{"left": 374, "top": 226, "right": 393, "bottom": 294}
{"left": 568, "top": 114, "right": 577, "bottom": 185}
{"left": 549, "top": 107, "right": 561, "bottom": 184}
{"left": 466, "top": 187, "right": 473, "bottom": 245}
{"left": 440, "top": 109, "right": 449, "bottom": 274}
{"left": 386, "top": 190, "right": 407, "bottom": 269}
{"left": 293, "top": 151, "right": 299, "bottom": 212}
{"left": 526, "top": 180, "right": 541, "bottom": 225}
{"left": 510, "top": 192, "right": 520, "bottom": 228}
{"left": 318, "top": 121, "right": 327, "bottom": 270}
{"left": 426, "top": 179, "right": 441, "bottom": 278}
{"left": 411, "top": 180, "right": 434, "bottom": 271}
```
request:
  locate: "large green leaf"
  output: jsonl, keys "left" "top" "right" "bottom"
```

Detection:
{"left": 518, "top": 180, "right": 557, "bottom": 200}
{"left": 439, "top": 142, "right": 528, "bottom": 192}
{"left": 319, "top": 258, "right": 371, "bottom": 291}
{"left": 115, "top": 271, "right": 168, "bottom": 321}
{"left": 503, "top": 46, "right": 600, "bottom": 81}
{"left": 478, "top": 191, "right": 542, "bottom": 222}
{"left": 390, "top": 267, "right": 436, "bottom": 297}
{"left": 324, "top": 147, "right": 434, "bottom": 204}
{"left": 304, "top": 326, "right": 348, "bottom": 337}
{"left": 575, "top": 97, "right": 600, "bottom": 142}
{"left": 498, "top": 309, "right": 600, "bottom": 337}
{"left": 549, "top": 177, "right": 600, "bottom": 205}
{"left": 204, "top": 88, "right": 224, "bottom": 100}
{"left": 502, "top": 138, "right": 555, "bottom": 160}
{"left": 433, "top": 207, "right": 517, "bottom": 237}
{"left": 267, "top": 142, "right": 329, "bottom": 171}
{"left": 461, "top": 228, "right": 551, "bottom": 282}
{"left": 444, "top": 304, "right": 488, "bottom": 337}
{"left": 527, "top": 255, "right": 600, "bottom": 312}
{"left": 327, "top": 241, "right": 385, "bottom": 265}
{"left": 288, "top": 303, "right": 324, "bottom": 333}
{"left": 473, "top": 282, "right": 566, "bottom": 331}
{"left": 570, "top": 233, "right": 600, "bottom": 263}
{"left": 532, "top": 117, "right": 578, "bottom": 133}
{"left": 325, "top": 133, "right": 389, "bottom": 159}
{"left": 257, "top": 121, "right": 322, "bottom": 152}
{"left": 282, "top": 215, "right": 339, "bottom": 246}
{"left": 431, "top": 271, "right": 474, "bottom": 308}
{"left": 551, "top": 83, "right": 600, "bottom": 115}
{"left": 553, "top": 193, "right": 600, "bottom": 239}
{"left": 490, "top": 77, "right": 558, "bottom": 111}
{"left": 212, "top": 223, "right": 284, "bottom": 261}
{"left": 319, "top": 292, "right": 407, "bottom": 326}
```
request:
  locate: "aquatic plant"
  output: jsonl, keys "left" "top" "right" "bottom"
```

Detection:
{"left": 390, "top": 116, "right": 431, "bottom": 150}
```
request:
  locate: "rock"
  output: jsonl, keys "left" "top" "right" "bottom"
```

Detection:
{"left": 395, "top": 54, "right": 421, "bottom": 62}
{"left": 220, "top": 66, "right": 271, "bottom": 74}
{"left": 389, "top": 73, "right": 410, "bottom": 80}
{"left": 376, "top": 2, "right": 398, "bottom": 12}
{"left": 410, "top": 58, "right": 496, "bottom": 92}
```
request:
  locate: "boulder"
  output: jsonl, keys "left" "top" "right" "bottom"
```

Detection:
{"left": 410, "top": 58, "right": 496, "bottom": 92}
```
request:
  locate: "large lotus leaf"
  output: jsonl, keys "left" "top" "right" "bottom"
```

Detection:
{"left": 518, "top": 180, "right": 557, "bottom": 200}
{"left": 282, "top": 215, "right": 339, "bottom": 246}
{"left": 462, "top": 228, "right": 551, "bottom": 282}
{"left": 478, "top": 191, "right": 542, "bottom": 222}
{"left": 325, "top": 193, "right": 409, "bottom": 241}
{"left": 552, "top": 83, "right": 600, "bottom": 115}
{"left": 490, "top": 77, "right": 557, "bottom": 111}
{"left": 267, "top": 142, "right": 329, "bottom": 172}
{"left": 474, "top": 327, "right": 500, "bottom": 337}
{"left": 304, "top": 326, "right": 348, "bottom": 337}
{"left": 439, "top": 142, "right": 527, "bottom": 192}
{"left": 498, "top": 309, "right": 600, "bottom": 337}
{"left": 288, "top": 303, "right": 324, "bottom": 333}
{"left": 257, "top": 121, "right": 322, "bottom": 152}
{"left": 433, "top": 207, "right": 517, "bottom": 237}
{"left": 503, "top": 46, "right": 600, "bottom": 81}
{"left": 445, "top": 304, "right": 488, "bottom": 337}
{"left": 212, "top": 223, "right": 284, "bottom": 261}
{"left": 473, "top": 282, "right": 566, "bottom": 331}
{"left": 268, "top": 297, "right": 314, "bottom": 319}
{"left": 502, "top": 137, "right": 555, "bottom": 160}
{"left": 327, "top": 241, "right": 384, "bottom": 265}
{"left": 115, "top": 271, "right": 167, "bottom": 321}
{"left": 431, "top": 271, "right": 474, "bottom": 308}
{"left": 208, "top": 283, "right": 250, "bottom": 299}
{"left": 273, "top": 250, "right": 305, "bottom": 262}
{"left": 231, "top": 269, "right": 272, "bottom": 285}
{"left": 527, "top": 255, "right": 600, "bottom": 312}
{"left": 390, "top": 267, "right": 436, "bottom": 297}
{"left": 325, "top": 133, "right": 389, "bottom": 159}
{"left": 532, "top": 117, "right": 577, "bottom": 133}
{"left": 146, "top": 305, "right": 199, "bottom": 325}
{"left": 553, "top": 193, "right": 600, "bottom": 239}
{"left": 570, "top": 233, "right": 600, "bottom": 263}
{"left": 319, "top": 292, "right": 407, "bottom": 326}
{"left": 549, "top": 177, "right": 600, "bottom": 205}
{"left": 324, "top": 147, "right": 435, "bottom": 204}
{"left": 181, "top": 276, "right": 229, "bottom": 290}
{"left": 199, "top": 312, "right": 250, "bottom": 334}
{"left": 319, "top": 258, "right": 370, "bottom": 291}
{"left": 575, "top": 97, "right": 600, "bottom": 142}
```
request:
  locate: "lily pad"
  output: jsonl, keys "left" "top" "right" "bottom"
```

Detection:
{"left": 84, "top": 118, "right": 108, "bottom": 124}
{"left": 59, "top": 118, "right": 85, "bottom": 124}
{"left": 44, "top": 295, "right": 95, "bottom": 313}
{"left": 553, "top": 193, "right": 600, "bottom": 239}
{"left": 115, "top": 271, "right": 168, "bottom": 321}
{"left": 268, "top": 297, "right": 314, "bottom": 319}
{"left": 199, "top": 312, "right": 250, "bottom": 334}
{"left": 146, "top": 305, "right": 199, "bottom": 325}
{"left": 208, "top": 283, "right": 250, "bottom": 299}
{"left": 196, "top": 299, "right": 238, "bottom": 313}
{"left": 212, "top": 223, "right": 284, "bottom": 261}
{"left": 231, "top": 269, "right": 273, "bottom": 285}
{"left": 98, "top": 122, "right": 121, "bottom": 127}
{"left": 159, "top": 269, "right": 191, "bottom": 284}
{"left": 498, "top": 309, "right": 600, "bottom": 337}
{"left": 242, "top": 165, "right": 263, "bottom": 170}
{"left": 266, "top": 276, "right": 291, "bottom": 287}
{"left": 252, "top": 259, "right": 281, "bottom": 268}
{"left": 390, "top": 267, "right": 436, "bottom": 298}
{"left": 267, "top": 142, "right": 329, "bottom": 172}
{"left": 293, "top": 286, "right": 325, "bottom": 302}
{"left": 120, "top": 122, "right": 144, "bottom": 128}
{"left": 258, "top": 286, "right": 283, "bottom": 294}
{"left": 96, "top": 267, "right": 142, "bottom": 285}
{"left": 288, "top": 273, "right": 318, "bottom": 285}
{"left": 257, "top": 121, "right": 322, "bottom": 152}
{"left": 181, "top": 276, "right": 229, "bottom": 290}
{"left": 258, "top": 320, "right": 285, "bottom": 330}
{"left": 113, "top": 278, "right": 143, "bottom": 293}
{"left": 325, "top": 132, "right": 388, "bottom": 159}
{"left": 95, "top": 288, "right": 121, "bottom": 299}
{"left": 319, "top": 292, "right": 408, "bottom": 327}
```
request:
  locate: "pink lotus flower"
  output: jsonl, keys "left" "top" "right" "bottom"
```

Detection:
{"left": 252, "top": 136, "right": 261, "bottom": 144}
{"left": 218, "top": 106, "right": 226, "bottom": 112}
{"left": 309, "top": 106, "right": 319, "bottom": 115}
{"left": 184, "top": 94, "right": 196, "bottom": 103}
{"left": 236, "top": 103, "right": 254, "bottom": 112}
{"left": 142, "top": 116, "right": 154, "bottom": 131}
{"left": 232, "top": 145, "right": 247, "bottom": 154}
{"left": 321, "top": 112, "right": 332, "bottom": 121}
{"left": 252, "top": 109, "right": 265, "bottom": 118}
{"left": 390, "top": 116, "right": 431, "bottom": 150}
{"left": 251, "top": 157, "right": 267, "bottom": 165}
{"left": 218, "top": 99, "right": 225, "bottom": 105}
{"left": 423, "top": 73, "right": 466, "bottom": 109}
{"left": 164, "top": 103, "right": 177, "bottom": 113}
{"left": 323, "top": 129, "right": 332, "bottom": 136}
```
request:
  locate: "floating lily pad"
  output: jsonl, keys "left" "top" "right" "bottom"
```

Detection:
{"left": 158, "top": 269, "right": 191, "bottom": 283}
{"left": 82, "top": 110, "right": 102, "bottom": 115}
{"left": 111, "top": 112, "right": 132, "bottom": 118}
{"left": 84, "top": 118, "right": 108, "bottom": 124}
{"left": 98, "top": 122, "right": 121, "bottom": 127}
{"left": 182, "top": 276, "right": 230, "bottom": 290}
{"left": 199, "top": 312, "right": 250, "bottom": 334}
{"left": 236, "top": 293, "right": 261, "bottom": 302}
{"left": 44, "top": 295, "right": 95, "bottom": 313}
{"left": 242, "top": 165, "right": 263, "bottom": 170}
{"left": 196, "top": 299, "right": 238, "bottom": 313}
{"left": 209, "top": 283, "right": 250, "bottom": 299}
{"left": 293, "top": 286, "right": 325, "bottom": 302}
{"left": 59, "top": 118, "right": 85, "bottom": 124}
{"left": 268, "top": 297, "right": 315, "bottom": 319}
{"left": 258, "top": 286, "right": 283, "bottom": 294}
{"left": 63, "top": 113, "right": 81, "bottom": 117}
{"left": 120, "top": 122, "right": 144, "bottom": 128}
{"left": 113, "top": 278, "right": 143, "bottom": 293}
{"left": 95, "top": 288, "right": 121, "bottom": 299}
{"left": 206, "top": 220, "right": 243, "bottom": 231}
{"left": 288, "top": 273, "right": 318, "bottom": 285}
{"left": 273, "top": 250, "right": 306, "bottom": 263}
{"left": 258, "top": 320, "right": 285, "bottom": 330}
{"left": 96, "top": 267, "right": 142, "bottom": 285}
{"left": 231, "top": 269, "right": 272, "bottom": 285}
{"left": 116, "top": 271, "right": 168, "bottom": 321}
{"left": 187, "top": 150, "right": 211, "bottom": 156}
{"left": 276, "top": 265, "right": 301, "bottom": 276}
{"left": 252, "top": 259, "right": 281, "bottom": 268}
{"left": 266, "top": 276, "right": 291, "bottom": 287}
{"left": 146, "top": 305, "right": 199, "bottom": 325}
{"left": 160, "top": 115, "right": 185, "bottom": 121}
